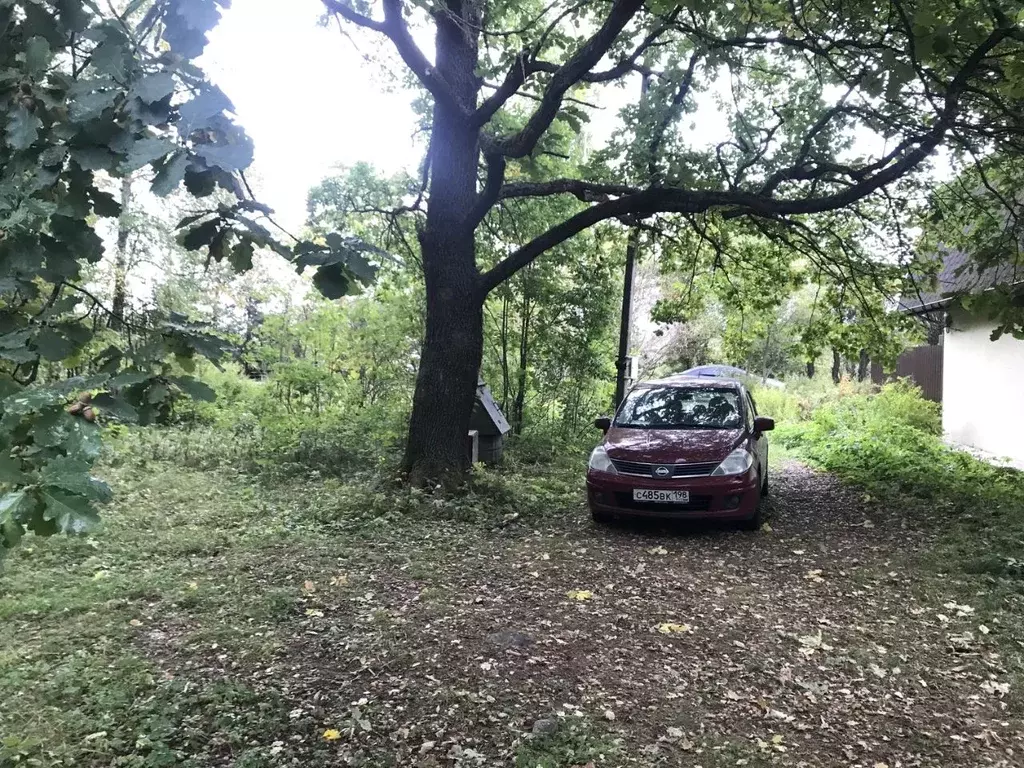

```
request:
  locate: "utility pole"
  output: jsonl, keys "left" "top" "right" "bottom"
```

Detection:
{"left": 613, "top": 71, "right": 651, "bottom": 409}
{"left": 613, "top": 230, "right": 640, "bottom": 408}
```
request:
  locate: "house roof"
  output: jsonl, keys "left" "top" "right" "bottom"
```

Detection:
{"left": 900, "top": 248, "right": 1023, "bottom": 314}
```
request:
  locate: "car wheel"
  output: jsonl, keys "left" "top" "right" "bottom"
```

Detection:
{"left": 591, "top": 509, "right": 614, "bottom": 526}
{"left": 741, "top": 505, "right": 763, "bottom": 531}
{"left": 741, "top": 473, "right": 767, "bottom": 531}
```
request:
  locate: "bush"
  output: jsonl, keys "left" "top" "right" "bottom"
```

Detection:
{"left": 781, "top": 380, "right": 1024, "bottom": 580}
{"left": 751, "top": 375, "right": 875, "bottom": 424}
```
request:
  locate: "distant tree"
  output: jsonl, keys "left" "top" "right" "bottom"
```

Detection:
{"left": 322, "top": 0, "right": 1024, "bottom": 482}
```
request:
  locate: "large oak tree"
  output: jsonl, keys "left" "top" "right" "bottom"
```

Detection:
{"left": 322, "top": 0, "right": 1024, "bottom": 481}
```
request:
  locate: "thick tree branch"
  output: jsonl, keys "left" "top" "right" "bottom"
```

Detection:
{"left": 473, "top": 8, "right": 674, "bottom": 128}
{"left": 321, "top": 0, "right": 386, "bottom": 32}
{"left": 486, "top": 0, "right": 647, "bottom": 157}
{"left": 497, "top": 179, "right": 639, "bottom": 202}
{"left": 323, "top": 0, "right": 471, "bottom": 117}
{"left": 474, "top": 49, "right": 531, "bottom": 126}
{"left": 480, "top": 22, "right": 1015, "bottom": 295}
{"left": 467, "top": 153, "right": 507, "bottom": 227}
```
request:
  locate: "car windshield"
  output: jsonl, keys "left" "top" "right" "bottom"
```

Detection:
{"left": 615, "top": 386, "right": 743, "bottom": 429}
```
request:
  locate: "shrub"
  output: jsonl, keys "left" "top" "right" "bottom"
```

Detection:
{"left": 781, "top": 380, "right": 1024, "bottom": 580}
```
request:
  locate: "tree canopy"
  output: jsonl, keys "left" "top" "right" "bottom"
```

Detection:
{"left": 321, "top": 0, "right": 1024, "bottom": 479}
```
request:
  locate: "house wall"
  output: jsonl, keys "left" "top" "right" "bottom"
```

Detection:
{"left": 943, "top": 307, "right": 1024, "bottom": 464}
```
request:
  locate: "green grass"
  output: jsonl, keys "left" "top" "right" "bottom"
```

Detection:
{"left": 0, "top": 437, "right": 594, "bottom": 768}
{"left": 514, "top": 717, "right": 620, "bottom": 768}
{"left": 5, "top": 402, "right": 1024, "bottom": 766}
{"left": 0, "top": 466, "right": 303, "bottom": 768}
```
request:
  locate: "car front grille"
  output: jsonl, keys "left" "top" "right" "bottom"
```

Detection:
{"left": 611, "top": 459, "right": 718, "bottom": 478}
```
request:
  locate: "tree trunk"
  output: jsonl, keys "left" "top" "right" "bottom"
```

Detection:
{"left": 806, "top": 361, "right": 815, "bottom": 378}
{"left": 402, "top": 2, "right": 482, "bottom": 484}
{"left": 831, "top": 348, "right": 841, "bottom": 384}
{"left": 109, "top": 175, "right": 132, "bottom": 331}
{"left": 857, "top": 348, "right": 869, "bottom": 381}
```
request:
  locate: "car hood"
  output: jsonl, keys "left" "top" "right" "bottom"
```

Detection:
{"left": 604, "top": 427, "right": 743, "bottom": 463}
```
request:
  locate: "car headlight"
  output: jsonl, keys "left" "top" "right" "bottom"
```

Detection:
{"left": 711, "top": 447, "right": 754, "bottom": 476}
{"left": 588, "top": 445, "right": 617, "bottom": 474}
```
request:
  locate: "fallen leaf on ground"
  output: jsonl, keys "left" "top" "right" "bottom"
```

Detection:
{"left": 566, "top": 589, "right": 593, "bottom": 601}
{"left": 657, "top": 622, "right": 692, "bottom": 634}
{"left": 981, "top": 679, "right": 1010, "bottom": 696}
{"left": 322, "top": 729, "right": 341, "bottom": 741}
{"left": 647, "top": 545, "right": 668, "bottom": 555}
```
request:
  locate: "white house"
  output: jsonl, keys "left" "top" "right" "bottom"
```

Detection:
{"left": 902, "top": 250, "right": 1024, "bottom": 466}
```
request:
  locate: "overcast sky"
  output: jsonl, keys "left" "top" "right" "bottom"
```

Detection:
{"left": 197, "top": 1, "right": 928, "bottom": 239}
{"left": 202, "top": 0, "right": 424, "bottom": 229}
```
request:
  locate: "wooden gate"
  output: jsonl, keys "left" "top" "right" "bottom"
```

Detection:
{"left": 871, "top": 345, "right": 944, "bottom": 402}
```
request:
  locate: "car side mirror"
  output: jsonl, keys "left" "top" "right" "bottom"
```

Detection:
{"left": 594, "top": 416, "right": 612, "bottom": 432}
{"left": 753, "top": 416, "right": 775, "bottom": 433}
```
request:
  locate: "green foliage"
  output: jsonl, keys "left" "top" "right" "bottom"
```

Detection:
{"left": 750, "top": 376, "right": 875, "bottom": 424}
{"left": 0, "top": 1, "right": 379, "bottom": 562}
{"left": 514, "top": 717, "right": 619, "bottom": 768}
{"left": 918, "top": 160, "right": 1024, "bottom": 340}
{"left": 779, "top": 380, "right": 1024, "bottom": 579}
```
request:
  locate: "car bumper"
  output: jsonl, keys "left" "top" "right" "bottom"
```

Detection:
{"left": 586, "top": 468, "right": 760, "bottom": 520}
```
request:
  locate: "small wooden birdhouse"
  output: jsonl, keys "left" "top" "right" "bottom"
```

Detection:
{"left": 468, "top": 377, "right": 511, "bottom": 465}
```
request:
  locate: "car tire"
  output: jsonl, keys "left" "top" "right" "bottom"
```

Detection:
{"left": 741, "top": 506, "right": 763, "bottom": 531}
{"left": 741, "top": 473, "right": 767, "bottom": 531}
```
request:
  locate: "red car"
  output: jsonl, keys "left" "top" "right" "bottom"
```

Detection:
{"left": 586, "top": 376, "right": 774, "bottom": 529}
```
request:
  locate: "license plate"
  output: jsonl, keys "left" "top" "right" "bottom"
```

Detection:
{"left": 633, "top": 489, "right": 689, "bottom": 504}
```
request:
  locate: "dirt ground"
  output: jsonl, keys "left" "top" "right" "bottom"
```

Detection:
{"left": 119, "top": 462, "right": 1023, "bottom": 768}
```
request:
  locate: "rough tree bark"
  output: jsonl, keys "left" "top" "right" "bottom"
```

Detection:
{"left": 401, "top": 1, "right": 484, "bottom": 483}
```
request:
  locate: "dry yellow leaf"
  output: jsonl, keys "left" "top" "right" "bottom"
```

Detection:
{"left": 657, "top": 622, "right": 692, "bottom": 634}
{"left": 566, "top": 589, "right": 593, "bottom": 601}
{"left": 322, "top": 729, "right": 341, "bottom": 741}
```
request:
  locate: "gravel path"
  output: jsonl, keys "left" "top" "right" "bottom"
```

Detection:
{"left": 142, "top": 463, "right": 1023, "bottom": 767}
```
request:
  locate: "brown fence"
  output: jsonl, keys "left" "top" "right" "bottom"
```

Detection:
{"left": 871, "top": 345, "right": 944, "bottom": 402}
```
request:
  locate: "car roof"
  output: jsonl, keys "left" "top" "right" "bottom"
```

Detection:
{"left": 637, "top": 375, "right": 744, "bottom": 391}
